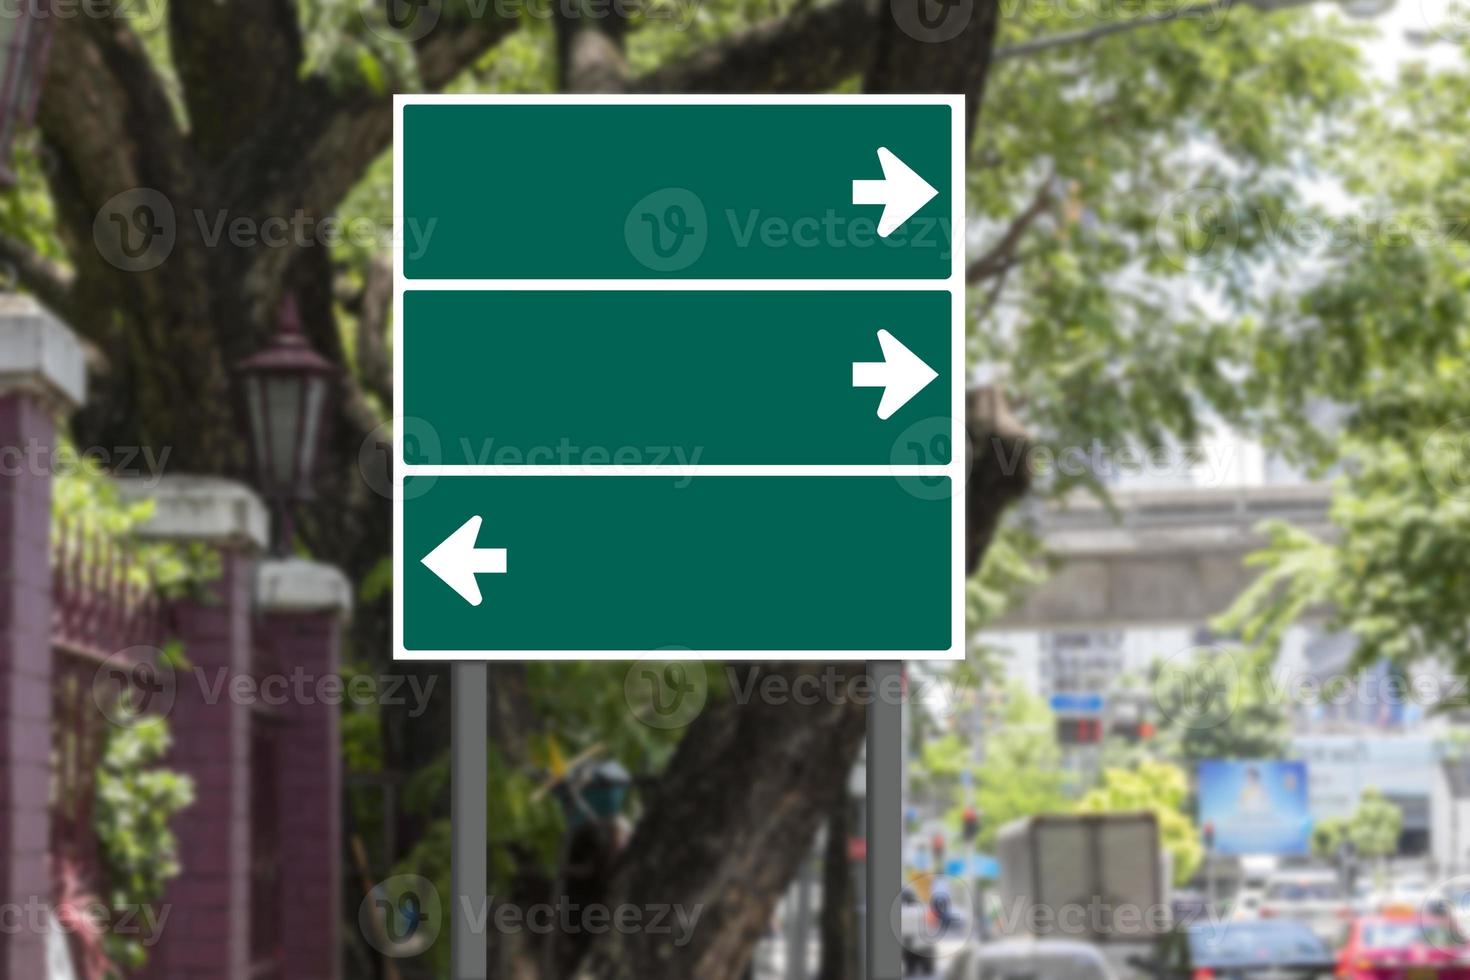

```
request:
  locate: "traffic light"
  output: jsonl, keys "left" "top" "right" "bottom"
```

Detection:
{"left": 1057, "top": 717, "right": 1103, "bottom": 745}
{"left": 1109, "top": 718, "right": 1156, "bottom": 742}
{"left": 932, "top": 832, "right": 946, "bottom": 866}
{"left": 962, "top": 806, "right": 980, "bottom": 843}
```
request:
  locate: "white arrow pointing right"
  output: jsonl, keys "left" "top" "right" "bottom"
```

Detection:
{"left": 852, "top": 329, "right": 939, "bottom": 421}
{"left": 851, "top": 147, "right": 939, "bottom": 238}
{"left": 421, "top": 515, "right": 508, "bottom": 606}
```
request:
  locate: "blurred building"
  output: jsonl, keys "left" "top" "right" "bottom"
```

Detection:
{"left": 1431, "top": 758, "right": 1470, "bottom": 876}
{"left": 978, "top": 431, "right": 1454, "bottom": 853}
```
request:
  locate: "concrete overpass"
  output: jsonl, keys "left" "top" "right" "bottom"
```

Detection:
{"left": 994, "top": 483, "right": 1333, "bottom": 630}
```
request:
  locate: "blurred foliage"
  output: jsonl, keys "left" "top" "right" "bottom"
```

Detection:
{"left": 1215, "top": 49, "right": 1470, "bottom": 678}
{"left": 970, "top": 2, "right": 1368, "bottom": 504}
{"left": 1310, "top": 813, "right": 1349, "bottom": 861}
{"left": 1310, "top": 788, "right": 1403, "bottom": 869}
{"left": 973, "top": 687, "right": 1072, "bottom": 850}
{"left": 93, "top": 712, "right": 195, "bottom": 974}
{"left": 1075, "top": 760, "right": 1202, "bottom": 884}
{"left": 347, "top": 660, "right": 697, "bottom": 974}
{"left": 910, "top": 684, "right": 1072, "bottom": 854}
{"left": 1346, "top": 787, "right": 1403, "bottom": 860}
{"left": 965, "top": 523, "right": 1049, "bottom": 638}
{"left": 48, "top": 454, "right": 213, "bottom": 972}
{"left": 1149, "top": 646, "right": 1290, "bottom": 763}
{"left": 50, "top": 438, "right": 220, "bottom": 598}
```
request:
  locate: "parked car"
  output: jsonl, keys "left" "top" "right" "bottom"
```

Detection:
{"left": 1172, "top": 889, "right": 1211, "bottom": 926}
{"left": 1259, "top": 869, "right": 1354, "bottom": 947}
{"left": 1234, "top": 890, "right": 1265, "bottom": 921}
{"left": 1336, "top": 915, "right": 1470, "bottom": 980}
{"left": 1370, "top": 877, "right": 1443, "bottom": 918}
{"left": 1129, "top": 919, "right": 1336, "bottom": 979}
{"left": 945, "top": 938, "right": 1119, "bottom": 980}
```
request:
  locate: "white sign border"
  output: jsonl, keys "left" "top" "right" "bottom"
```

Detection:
{"left": 392, "top": 93, "right": 966, "bottom": 661}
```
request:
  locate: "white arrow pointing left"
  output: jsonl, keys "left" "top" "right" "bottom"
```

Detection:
{"left": 853, "top": 329, "right": 939, "bottom": 420}
{"left": 421, "top": 515, "right": 508, "bottom": 606}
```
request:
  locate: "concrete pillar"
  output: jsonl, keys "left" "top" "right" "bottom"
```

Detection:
{"left": 0, "top": 296, "right": 85, "bottom": 978}
{"left": 129, "top": 477, "right": 268, "bottom": 980}
{"left": 256, "top": 558, "right": 351, "bottom": 980}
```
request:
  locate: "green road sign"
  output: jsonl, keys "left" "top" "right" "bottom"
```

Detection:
{"left": 393, "top": 95, "right": 965, "bottom": 660}
{"left": 403, "top": 290, "right": 952, "bottom": 465}
{"left": 404, "top": 477, "right": 950, "bottom": 652}
{"left": 402, "top": 101, "right": 953, "bottom": 280}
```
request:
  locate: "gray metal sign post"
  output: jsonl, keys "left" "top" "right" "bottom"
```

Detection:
{"left": 452, "top": 663, "right": 488, "bottom": 980}
{"left": 868, "top": 661, "right": 903, "bottom": 979}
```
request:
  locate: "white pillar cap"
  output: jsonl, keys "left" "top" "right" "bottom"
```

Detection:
{"left": 0, "top": 294, "right": 86, "bottom": 412}
{"left": 255, "top": 557, "right": 353, "bottom": 617}
{"left": 118, "top": 475, "right": 271, "bottom": 551}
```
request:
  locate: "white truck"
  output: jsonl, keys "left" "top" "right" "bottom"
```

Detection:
{"left": 993, "top": 812, "right": 1173, "bottom": 979}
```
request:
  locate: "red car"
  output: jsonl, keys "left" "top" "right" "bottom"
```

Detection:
{"left": 1337, "top": 915, "right": 1470, "bottom": 980}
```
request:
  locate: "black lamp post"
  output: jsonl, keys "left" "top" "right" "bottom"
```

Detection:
{"left": 237, "top": 295, "right": 335, "bottom": 554}
{"left": 0, "top": 4, "right": 54, "bottom": 186}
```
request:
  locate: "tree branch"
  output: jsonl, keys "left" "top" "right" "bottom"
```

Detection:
{"left": 556, "top": 0, "right": 631, "bottom": 92}
{"left": 0, "top": 233, "right": 77, "bottom": 323}
{"left": 967, "top": 172, "right": 1054, "bottom": 283}
{"left": 634, "top": 0, "right": 875, "bottom": 94}
{"left": 993, "top": 0, "right": 1318, "bottom": 61}
{"left": 40, "top": 13, "right": 193, "bottom": 203}
{"left": 238, "top": 14, "right": 524, "bottom": 222}
{"left": 416, "top": 11, "right": 525, "bottom": 90}
{"left": 168, "top": 0, "right": 303, "bottom": 162}
{"left": 866, "top": 0, "right": 1002, "bottom": 141}
{"left": 967, "top": 385, "right": 1031, "bottom": 574}
{"left": 340, "top": 254, "right": 394, "bottom": 405}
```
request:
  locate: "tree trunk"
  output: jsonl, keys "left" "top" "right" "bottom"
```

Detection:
{"left": 818, "top": 789, "right": 856, "bottom": 980}
{"left": 574, "top": 664, "right": 869, "bottom": 980}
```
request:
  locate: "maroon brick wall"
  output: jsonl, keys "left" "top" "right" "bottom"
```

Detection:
{"left": 0, "top": 392, "right": 55, "bottom": 978}
{"left": 146, "top": 550, "right": 256, "bottom": 980}
{"left": 260, "top": 609, "right": 342, "bottom": 980}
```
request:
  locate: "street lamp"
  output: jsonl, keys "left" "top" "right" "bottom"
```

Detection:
{"left": 237, "top": 295, "right": 335, "bottom": 553}
{"left": 0, "top": 5, "right": 54, "bottom": 186}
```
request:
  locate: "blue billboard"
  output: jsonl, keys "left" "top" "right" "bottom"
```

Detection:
{"left": 1197, "top": 760, "right": 1312, "bottom": 856}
